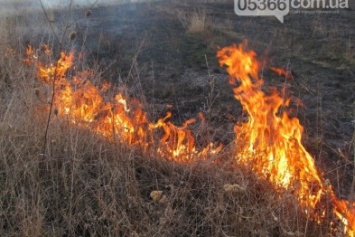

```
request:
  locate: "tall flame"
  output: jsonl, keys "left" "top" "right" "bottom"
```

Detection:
{"left": 217, "top": 42, "right": 355, "bottom": 236}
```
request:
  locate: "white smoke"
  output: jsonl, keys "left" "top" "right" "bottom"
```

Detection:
{"left": 0, "top": 0, "right": 134, "bottom": 16}
{"left": 0, "top": 0, "right": 147, "bottom": 11}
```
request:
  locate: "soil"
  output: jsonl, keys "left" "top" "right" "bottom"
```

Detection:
{"left": 26, "top": 1, "right": 355, "bottom": 197}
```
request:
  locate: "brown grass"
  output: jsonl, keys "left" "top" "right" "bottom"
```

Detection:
{"left": 0, "top": 67, "right": 325, "bottom": 235}
{"left": 0, "top": 2, "right": 351, "bottom": 237}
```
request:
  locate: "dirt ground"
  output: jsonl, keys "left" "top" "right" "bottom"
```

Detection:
{"left": 24, "top": 1, "right": 355, "bottom": 198}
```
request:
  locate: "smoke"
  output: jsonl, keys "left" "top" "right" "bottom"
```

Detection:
{"left": 0, "top": 0, "right": 148, "bottom": 10}
{"left": 0, "top": 0, "right": 133, "bottom": 16}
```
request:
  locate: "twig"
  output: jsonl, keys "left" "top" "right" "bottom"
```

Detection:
{"left": 205, "top": 54, "right": 218, "bottom": 120}
{"left": 38, "top": 0, "right": 62, "bottom": 158}
{"left": 38, "top": 0, "right": 61, "bottom": 47}
{"left": 42, "top": 65, "right": 59, "bottom": 158}
{"left": 38, "top": 0, "right": 99, "bottom": 158}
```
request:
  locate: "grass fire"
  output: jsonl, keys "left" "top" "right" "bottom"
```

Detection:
{"left": 23, "top": 39, "right": 355, "bottom": 235}
{"left": 0, "top": 1, "right": 354, "bottom": 236}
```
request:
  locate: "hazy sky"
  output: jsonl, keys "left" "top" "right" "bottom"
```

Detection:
{"left": 0, "top": 0, "right": 117, "bottom": 7}
{"left": 0, "top": 0, "right": 138, "bottom": 10}
{"left": 0, "top": 0, "right": 139, "bottom": 16}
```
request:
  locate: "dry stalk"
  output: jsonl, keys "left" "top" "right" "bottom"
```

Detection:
{"left": 38, "top": 0, "right": 64, "bottom": 158}
{"left": 204, "top": 54, "right": 218, "bottom": 121}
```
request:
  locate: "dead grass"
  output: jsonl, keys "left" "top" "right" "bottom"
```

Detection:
{"left": 176, "top": 8, "right": 211, "bottom": 33}
{"left": 0, "top": 60, "right": 325, "bottom": 235}
{"left": 186, "top": 9, "right": 208, "bottom": 33}
{"left": 0, "top": 26, "right": 322, "bottom": 237}
{"left": 0, "top": 3, "right": 352, "bottom": 237}
{"left": 0, "top": 83, "right": 326, "bottom": 236}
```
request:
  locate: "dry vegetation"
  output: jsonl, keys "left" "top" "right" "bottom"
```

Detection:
{"left": 0, "top": 1, "right": 354, "bottom": 237}
{"left": 0, "top": 60, "right": 326, "bottom": 236}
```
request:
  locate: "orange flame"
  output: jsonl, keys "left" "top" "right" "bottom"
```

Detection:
{"left": 270, "top": 66, "right": 293, "bottom": 80}
{"left": 23, "top": 45, "right": 35, "bottom": 65}
{"left": 217, "top": 42, "right": 355, "bottom": 236}
{"left": 26, "top": 46, "right": 221, "bottom": 162}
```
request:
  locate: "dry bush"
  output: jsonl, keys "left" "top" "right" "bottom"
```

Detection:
{"left": 187, "top": 9, "right": 207, "bottom": 33}
{"left": 176, "top": 9, "right": 210, "bottom": 33}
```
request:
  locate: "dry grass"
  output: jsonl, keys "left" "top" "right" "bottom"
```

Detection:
{"left": 176, "top": 8, "right": 210, "bottom": 33}
{"left": 0, "top": 3, "right": 351, "bottom": 237}
{"left": 0, "top": 93, "right": 325, "bottom": 236}
{"left": 0, "top": 64, "right": 325, "bottom": 235}
{"left": 186, "top": 9, "right": 208, "bottom": 33}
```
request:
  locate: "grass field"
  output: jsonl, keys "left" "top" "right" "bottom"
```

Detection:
{"left": 0, "top": 0, "right": 354, "bottom": 236}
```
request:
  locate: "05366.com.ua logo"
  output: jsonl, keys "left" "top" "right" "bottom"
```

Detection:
{"left": 234, "top": 0, "right": 349, "bottom": 23}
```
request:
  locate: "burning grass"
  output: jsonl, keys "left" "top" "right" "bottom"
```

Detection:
{"left": 0, "top": 71, "right": 319, "bottom": 236}
{"left": 0, "top": 118, "right": 325, "bottom": 236}
{"left": 0, "top": 43, "right": 317, "bottom": 236}
{"left": 0, "top": 38, "right": 352, "bottom": 236}
{"left": 0, "top": 5, "right": 354, "bottom": 235}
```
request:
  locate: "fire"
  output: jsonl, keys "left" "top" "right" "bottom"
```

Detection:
{"left": 26, "top": 46, "right": 222, "bottom": 161}
{"left": 217, "top": 42, "right": 355, "bottom": 236}
{"left": 270, "top": 66, "right": 293, "bottom": 80}
{"left": 25, "top": 42, "right": 355, "bottom": 235}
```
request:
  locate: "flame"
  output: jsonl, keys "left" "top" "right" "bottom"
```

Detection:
{"left": 270, "top": 66, "right": 293, "bottom": 80}
{"left": 26, "top": 46, "right": 221, "bottom": 161}
{"left": 23, "top": 45, "right": 35, "bottom": 65}
{"left": 217, "top": 42, "right": 355, "bottom": 236}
